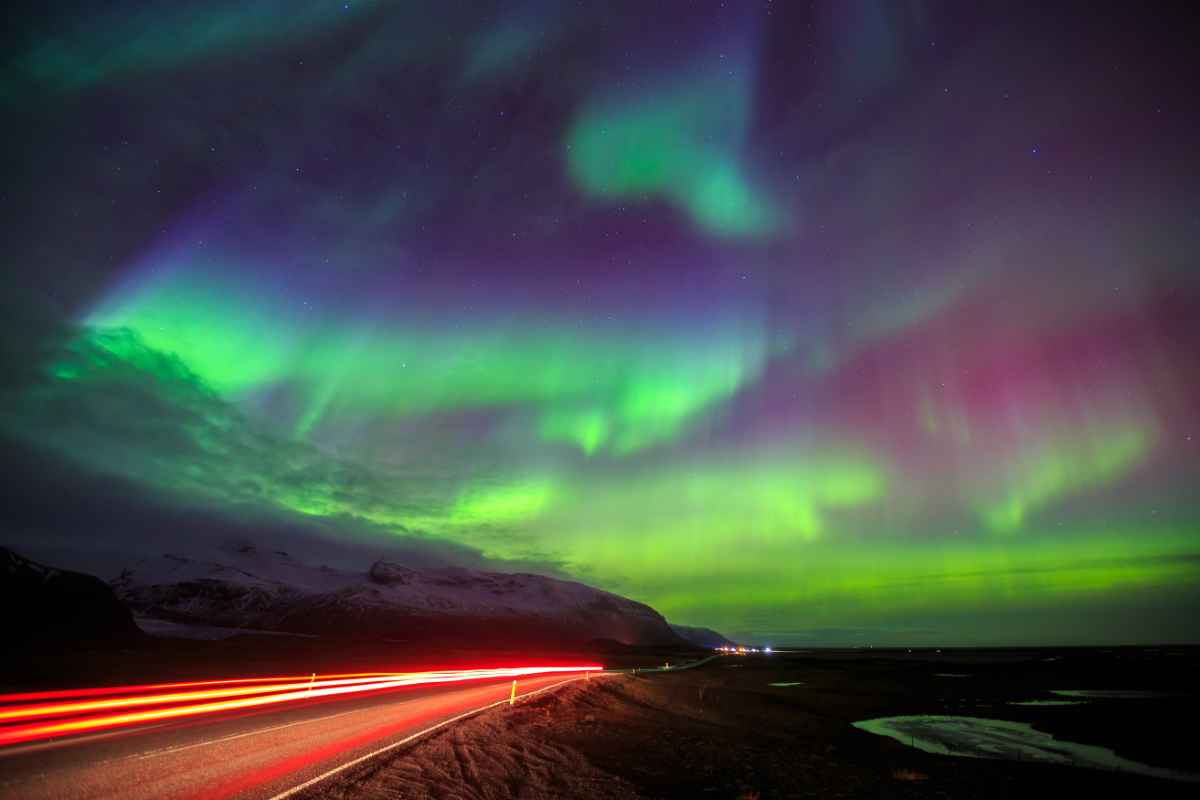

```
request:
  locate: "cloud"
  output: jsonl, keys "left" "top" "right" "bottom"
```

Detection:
{"left": 0, "top": 422, "right": 568, "bottom": 583}
{"left": 0, "top": 320, "right": 571, "bottom": 576}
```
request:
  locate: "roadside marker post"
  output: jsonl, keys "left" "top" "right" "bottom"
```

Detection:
{"left": 509, "top": 680, "right": 516, "bottom": 706}
{"left": 307, "top": 673, "right": 315, "bottom": 696}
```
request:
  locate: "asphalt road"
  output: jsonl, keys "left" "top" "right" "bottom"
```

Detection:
{"left": 0, "top": 672, "right": 594, "bottom": 800}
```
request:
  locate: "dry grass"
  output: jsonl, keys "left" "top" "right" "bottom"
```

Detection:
{"left": 298, "top": 685, "right": 641, "bottom": 800}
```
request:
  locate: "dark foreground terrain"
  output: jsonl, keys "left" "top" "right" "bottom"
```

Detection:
{"left": 301, "top": 647, "right": 1199, "bottom": 799}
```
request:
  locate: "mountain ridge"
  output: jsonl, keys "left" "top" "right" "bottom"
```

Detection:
{"left": 670, "top": 623, "right": 736, "bottom": 649}
{"left": 112, "top": 544, "right": 689, "bottom": 648}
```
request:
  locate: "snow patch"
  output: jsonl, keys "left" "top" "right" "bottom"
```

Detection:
{"left": 853, "top": 715, "right": 1199, "bottom": 782}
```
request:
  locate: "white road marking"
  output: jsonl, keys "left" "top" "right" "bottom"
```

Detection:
{"left": 128, "top": 704, "right": 372, "bottom": 760}
{"left": 124, "top": 677, "right": 522, "bottom": 762}
{"left": 0, "top": 703, "right": 391, "bottom": 782}
{"left": 7, "top": 690, "right": 420, "bottom": 769}
{"left": 267, "top": 673, "right": 617, "bottom": 800}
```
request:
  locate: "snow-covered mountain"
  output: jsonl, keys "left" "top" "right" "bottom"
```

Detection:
{"left": 112, "top": 544, "right": 685, "bottom": 647}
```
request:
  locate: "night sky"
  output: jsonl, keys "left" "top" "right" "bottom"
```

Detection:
{"left": 2, "top": 1, "right": 1198, "bottom": 646}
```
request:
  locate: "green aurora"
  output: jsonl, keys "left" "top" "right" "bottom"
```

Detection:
{"left": 566, "top": 61, "right": 777, "bottom": 237}
{"left": 4, "top": 313, "right": 1195, "bottom": 644}
{"left": 86, "top": 271, "right": 764, "bottom": 456}
{"left": 2, "top": 0, "right": 1198, "bottom": 647}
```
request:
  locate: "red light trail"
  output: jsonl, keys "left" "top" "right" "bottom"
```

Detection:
{"left": 0, "top": 665, "right": 602, "bottom": 747}
{"left": 0, "top": 672, "right": 402, "bottom": 705}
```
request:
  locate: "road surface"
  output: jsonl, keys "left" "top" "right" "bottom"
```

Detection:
{"left": 0, "top": 672, "right": 597, "bottom": 800}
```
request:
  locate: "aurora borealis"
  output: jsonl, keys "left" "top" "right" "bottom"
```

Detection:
{"left": 2, "top": 1, "right": 1198, "bottom": 645}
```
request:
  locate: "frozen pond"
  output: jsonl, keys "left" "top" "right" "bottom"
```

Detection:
{"left": 853, "top": 715, "right": 1199, "bottom": 783}
{"left": 768, "top": 682, "right": 804, "bottom": 687}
